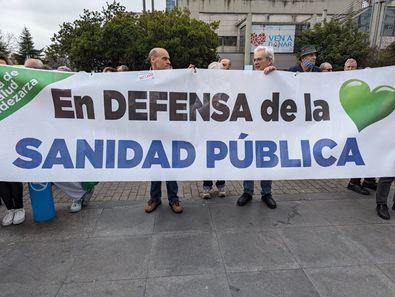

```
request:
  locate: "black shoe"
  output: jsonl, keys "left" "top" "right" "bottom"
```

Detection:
{"left": 362, "top": 180, "right": 377, "bottom": 191}
{"left": 376, "top": 204, "right": 390, "bottom": 220}
{"left": 237, "top": 193, "right": 252, "bottom": 206}
{"left": 347, "top": 183, "right": 369, "bottom": 195}
{"left": 392, "top": 203, "right": 395, "bottom": 211}
{"left": 81, "top": 188, "right": 94, "bottom": 207}
{"left": 261, "top": 193, "right": 277, "bottom": 209}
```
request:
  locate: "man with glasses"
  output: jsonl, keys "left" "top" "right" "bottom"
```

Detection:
{"left": 237, "top": 46, "right": 276, "bottom": 209}
{"left": 319, "top": 62, "right": 333, "bottom": 72}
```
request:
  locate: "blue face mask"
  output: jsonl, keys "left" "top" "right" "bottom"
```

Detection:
{"left": 302, "top": 60, "right": 315, "bottom": 69}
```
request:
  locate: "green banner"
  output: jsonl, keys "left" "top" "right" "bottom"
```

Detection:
{"left": 0, "top": 66, "right": 73, "bottom": 121}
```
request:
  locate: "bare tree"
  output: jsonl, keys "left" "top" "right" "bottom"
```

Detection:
{"left": 0, "top": 29, "right": 17, "bottom": 56}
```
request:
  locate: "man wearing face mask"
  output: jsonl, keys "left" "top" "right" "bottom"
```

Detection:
{"left": 289, "top": 45, "right": 321, "bottom": 73}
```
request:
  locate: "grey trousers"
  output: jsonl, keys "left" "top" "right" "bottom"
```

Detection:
{"left": 376, "top": 177, "right": 395, "bottom": 205}
{"left": 54, "top": 182, "right": 86, "bottom": 202}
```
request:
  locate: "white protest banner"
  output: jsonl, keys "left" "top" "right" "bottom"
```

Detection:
{"left": 0, "top": 65, "right": 394, "bottom": 182}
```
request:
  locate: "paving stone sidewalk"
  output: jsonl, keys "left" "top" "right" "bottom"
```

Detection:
{"left": 32, "top": 179, "right": 352, "bottom": 204}
{"left": 1, "top": 186, "right": 395, "bottom": 297}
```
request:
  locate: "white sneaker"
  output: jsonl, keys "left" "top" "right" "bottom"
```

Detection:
{"left": 2, "top": 210, "right": 14, "bottom": 226}
{"left": 202, "top": 188, "right": 212, "bottom": 199}
{"left": 13, "top": 208, "right": 25, "bottom": 225}
{"left": 217, "top": 186, "right": 226, "bottom": 198}
{"left": 70, "top": 200, "right": 82, "bottom": 213}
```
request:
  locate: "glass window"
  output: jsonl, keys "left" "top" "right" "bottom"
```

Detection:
{"left": 383, "top": 8, "right": 395, "bottom": 37}
{"left": 239, "top": 26, "right": 246, "bottom": 50}
{"left": 356, "top": 7, "right": 372, "bottom": 33}
{"left": 218, "top": 36, "right": 237, "bottom": 46}
{"left": 295, "top": 23, "right": 309, "bottom": 37}
{"left": 223, "top": 36, "right": 237, "bottom": 46}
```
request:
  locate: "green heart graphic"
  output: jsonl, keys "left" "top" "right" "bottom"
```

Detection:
{"left": 339, "top": 79, "right": 395, "bottom": 131}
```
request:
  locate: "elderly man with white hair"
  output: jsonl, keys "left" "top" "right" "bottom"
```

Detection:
{"left": 344, "top": 58, "right": 358, "bottom": 71}
{"left": 201, "top": 61, "right": 228, "bottom": 199}
{"left": 344, "top": 58, "right": 378, "bottom": 196}
{"left": 319, "top": 62, "right": 333, "bottom": 72}
{"left": 237, "top": 46, "right": 276, "bottom": 209}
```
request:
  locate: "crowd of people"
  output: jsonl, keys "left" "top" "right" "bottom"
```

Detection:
{"left": 0, "top": 45, "right": 394, "bottom": 225}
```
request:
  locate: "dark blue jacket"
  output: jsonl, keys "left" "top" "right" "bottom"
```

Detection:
{"left": 288, "top": 64, "right": 321, "bottom": 72}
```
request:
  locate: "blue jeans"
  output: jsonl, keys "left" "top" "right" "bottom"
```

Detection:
{"left": 150, "top": 181, "right": 178, "bottom": 204}
{"left": 243, "top": 180, "right": 272, "bottom": 196}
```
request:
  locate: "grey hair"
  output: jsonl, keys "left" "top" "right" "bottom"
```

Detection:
{"left": 345, "top": 58, "right": 357, "bottom": 65}
{"left": 57, "top": 65, "right": 71, "bottom": 72}
{"left": 208, "top": 61, "right": 225, "bottom": 69}
{"left": 117, "top": 65, "right": 129, "bottom": 71}
{"left": 254, "top": 46, "right": 274, "bottom": 63}
{"left": 319, "top": 62, "right": 331, "bottom": 71}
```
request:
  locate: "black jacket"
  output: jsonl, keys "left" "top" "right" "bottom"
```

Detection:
{"left": 288, "top": 64, "right": 321, "bottom": 72}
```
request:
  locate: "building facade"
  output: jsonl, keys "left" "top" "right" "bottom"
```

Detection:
{"left": 177, "top": 0, "right": 395, "bottom": 69}
{"left": 354, "top": 0, "right": 395, "bottom": 49}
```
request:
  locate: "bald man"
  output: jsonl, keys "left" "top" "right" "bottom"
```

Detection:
{"left": 144, "top": 47, "right": 183, "bottom": 214}
{"left": 0, "top": 57, "right": 8, "bottom": 65}
{"left": 147, "top": 47, "right": 172, "bottom": 70}
{"left": 220, "top": 58, "right": 231, "bottom": 70}
{"left": 24, "top": 58, "right": 44, "bottom": 69}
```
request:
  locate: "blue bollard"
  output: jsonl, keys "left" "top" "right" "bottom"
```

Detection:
{"left": 28, "top": 182, "right": 56, "bottom": 223}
